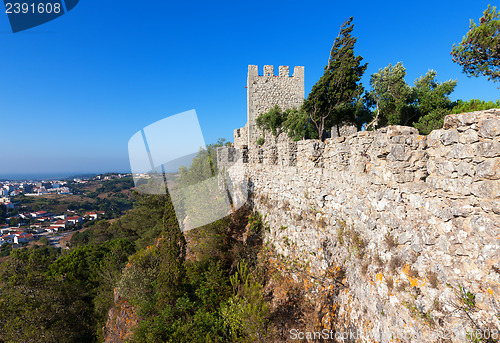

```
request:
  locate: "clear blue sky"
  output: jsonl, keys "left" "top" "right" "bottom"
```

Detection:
{"left": 0, "top": 0, "right": 498, "bottom": 177}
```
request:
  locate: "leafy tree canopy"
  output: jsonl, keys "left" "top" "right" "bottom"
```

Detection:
{"left": 450, "top": 98, "right": 500, "bottom": 114}
{"left": 256, "top": 106, "right": 318, "bottom": 142}
{"left": 177, "top": 138, "right": 229, "bottom": 187}
{"left": 451, "top": 5, "right": 500, "bottom": 81}
{"left": 366, "top": 62, "right": 458, "bottom": 134}
{"left": 413, "top": 70, "right": 457, "bottom": 115}
{"left": 412, "top": 70, "right": 457, "bottom": 134}
{"left": 303, "top": 17, "right": 367, "bottom": 140}
{"left": 255, "top": 105, "right": 287, "bottom": 141}
{"left": 366, "top": 62, "right": 413, "bottom": 129}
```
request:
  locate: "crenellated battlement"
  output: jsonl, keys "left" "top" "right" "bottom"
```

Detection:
{"left": 234, "top": 64, "right": 305, "bottom": 148}
{"left": 248, "top": 65, "right": 304, "bottom": 78}
{"left": 221, "top": 109, "right": 500, "bottom": 341}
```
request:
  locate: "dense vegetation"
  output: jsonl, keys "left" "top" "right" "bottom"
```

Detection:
{"left": 256, "top": 10, "right": 499, "bottom": 141}
{"left": 451, "top": 5, "right": 500, "bottom": 82}
{"left": 302, "top": 17, "right": 367, "bottom": 140}
{"left": 117, "top": 206, "right": 270, "bottom": 343}
{"left": 13, "top": 177, "right": 134, "bottom": 219}
{"left": 0, "top": 179, "right": 272, "bottom": 342}
{"left": 0, "top": 205, "right": 6, "bottom": 224}
{"left": 0, "top": 240, "right": 135, "bottom": 342}
{"left": 0, "top": 188, "right": 165, "bottom": 342}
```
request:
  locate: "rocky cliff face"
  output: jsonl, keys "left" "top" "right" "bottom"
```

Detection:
{"left": 103, "top": 288, "right": 139, "bottom": 343}
{"left": 220, "top": 109, "right": 500, "bottom": 342}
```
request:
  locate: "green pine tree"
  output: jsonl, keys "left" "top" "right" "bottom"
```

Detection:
{"left": 451, "top": 5, "right": 500, "bottom": 82}
{"left": 366, "top": 62, "right": 414, "bottom": 129}
{"left": 303, "top": 17, "right": 367, "bottom": 140}
{"left": 156, "top": 189, "right": 187, "bottom": 308}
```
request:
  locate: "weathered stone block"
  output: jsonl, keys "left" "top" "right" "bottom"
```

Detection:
{"left": 447, "top": 143, "right": 474, "bottom": 159}
{"left": 386, "top": 125, "right": 419, "bottom": 137}
{"left": 459, "top": 129, "right": 479, "bottom": 144}
{"left": 441, "top": 129, "right": 459, "bottom": 145}
{"left": 475, "top": 141, "right": 500, "bottom": 158}
{"left": 476, "top": 158, "right": 500, "bottom": 180}
{"left": 457, "top": 161, "right": 475, "bottom": 177}
{"left": 389, "top": 144, "right": 406, "bottom": 161}
{"left": 479, "top": 200, "right": 500, "bottom": 214}
{"left": 427, "top": 129, "right": 444, "bottom": 147}
{"left": 471, "top": 180, "right": 500, "bottom": 199}
{"left": 478, "top": 118, "right": 500, "bottom": 138}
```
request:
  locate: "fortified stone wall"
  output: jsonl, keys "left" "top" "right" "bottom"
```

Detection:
{"left": 234, "top": 65, "right": 305, "bottom": 148}
{"left": 220, "top": 109, "right": 500, "bottom": 342}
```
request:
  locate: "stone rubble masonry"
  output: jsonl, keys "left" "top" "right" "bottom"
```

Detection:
{"left": 219, "top": 109, "right": 500, "bottom": 342}
{"left": 234, "top": 65, "right": 305, "bottom": 148}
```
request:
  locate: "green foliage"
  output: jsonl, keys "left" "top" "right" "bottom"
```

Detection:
{"left": 412, "top": 107, "right": 449, "bottom": 135}
{"left": 0, "top": 245, "right": 105, "bottom": 342}
{"left": 256, "top": 137, "right": 265, "bottom": 146}
{"left": 352, "top": 96, "right": 374, "bottom": 131}
{"left": 173, "top": 139, "right": 235, "bottom": 230}
{"left": 221, "top": 260, "right": 270, "bottom": 342}
{"left": 177, "top": 138, "right": 228, "bottom": 187}
{"left": 248, "top": 212, "right": 265, "bottom": 236}
{"left": 156, "top": 193, "right": 187, "bottom": 308}
{"left": 118, "top": 245, "right": 163, "bottom": 311}
{"left": 366, "top": 62, "right": 458, "bottom": 134}
{"left": 458, "top": 284, "right": 476, "bottom": 311}
{"left": 0, "top": 190, "right": 172, "bottom": 342}
{"left": 452, "top": 5, "right": 500, "bottom": 81}
{"left": 69, "top": 192, "right": 166, "bottom": 251}
{"left": 128, "top": 257, "right": 232, "bottom": 343}
{"left": 0, "top": 243, "right": 13, "bottom": 257}
{"left": 283, "top": 107, "right": 319, "bottom": 141}
{"left": 117, "top": 208, "right": 270, "bottom": 343}
{"left": 257, "top": 106, "right": 318, "bottom": 142}
{"left": 413, "top": 71, "right": 457, "bottom": 116}
{"left": 450, "top": 99, "right": 500, "bottom": 114}
{"left": 366, "top": 62, "right": 414, "bottom": 129}
{"left": 257, "top": 87, "right": 370, "bottom": 141}
{"left": 303, "top": 17, "right": 367, "bottom": 140}
{"left": 186, "top": 215, "right": 233, "bottom": 263}
{"left": 412, "top": 71, "right": 457, "bottom": 134}
{"left": 2, "top": 171, "right": 271, "bottom": 343}
{"left": 255, "top": 105, "right": 287, "bottom": 141}
{"left": 412, "top": 97, "right": 499, "bottom": 135}
{"left": 39, "top": 236, "right": 50, "bottom": 246}
{"left": 402, "top": 300, "right": 434, "bottom": 326}
{"left": 178, "top": 148, "right": 215, "bottom": 187}
{"left": 0, "top": 204, "right": 6, "bottom": 224}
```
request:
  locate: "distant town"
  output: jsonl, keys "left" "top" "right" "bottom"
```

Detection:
{"left": 0, "top": 173, "right": 133, "bottom": 251}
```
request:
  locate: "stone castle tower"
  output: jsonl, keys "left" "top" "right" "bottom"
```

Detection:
{"left": 234, "top": 65, "right": 305, "bottom": 148}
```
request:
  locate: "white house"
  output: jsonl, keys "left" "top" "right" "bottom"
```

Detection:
{"left": 85, "top": 212, "right": 98, "bottom": 220}
{"left": 0, "top": 234, "right": 14, "bottom": 244}
{"left": 66, "top": 216, "right": 82, "bottom": 225}
{"left": 0, "top": 227, "right": 17, "bottom": 234}
{"left": 52, "top": 220, "right": 68, "bottom": 228}
{"left": 14, "top": 233, "right": 34, "bottom": 244}
{"left": 46, "top": 226, "right": 59, "bottom": 233}
{"left": 31, "top": 211, "right": 48, "bottom": 218}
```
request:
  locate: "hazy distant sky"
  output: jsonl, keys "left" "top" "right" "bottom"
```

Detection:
{"left": 0, "top": 0, "right": 498, "bottom": 176}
